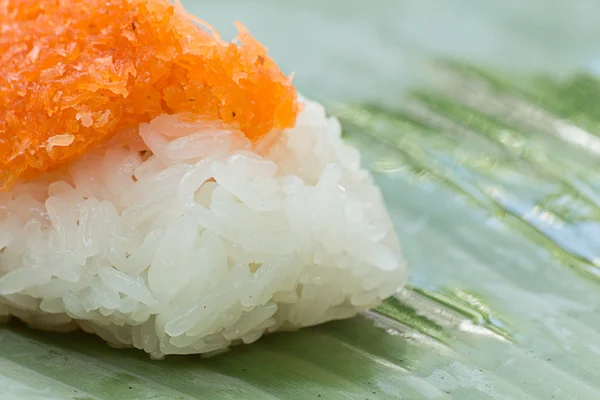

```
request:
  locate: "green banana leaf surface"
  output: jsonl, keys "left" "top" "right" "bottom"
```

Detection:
{"left": 2, "top": 1, "right": 600, "bottom": 399}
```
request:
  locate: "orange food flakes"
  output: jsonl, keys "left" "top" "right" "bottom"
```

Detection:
{"left": 0, "top": 0, "right": 299, "bottom": 189}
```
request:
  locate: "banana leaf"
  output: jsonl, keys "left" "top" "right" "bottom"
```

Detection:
{"left": 3, "top": 1, "right": 600, "bottom": 399}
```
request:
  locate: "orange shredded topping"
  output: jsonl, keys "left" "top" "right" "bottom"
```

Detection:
{"left": 0, "top": 0, "right": 299, "bottom": 189}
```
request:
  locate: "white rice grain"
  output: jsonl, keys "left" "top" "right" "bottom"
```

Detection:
{"left": 0, "top": 98, "right": 408, "bottom": 357}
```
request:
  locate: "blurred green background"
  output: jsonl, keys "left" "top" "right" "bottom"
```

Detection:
{"left": 184, "top": 0, "right": 600, "bottom": 101}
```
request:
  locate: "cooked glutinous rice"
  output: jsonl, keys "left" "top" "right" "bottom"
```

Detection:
{"left": 0, "top": 98, "right": 407, "bottom": 358}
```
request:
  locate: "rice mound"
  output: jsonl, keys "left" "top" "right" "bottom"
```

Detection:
{"left": 0, "top": 98, "right": 407, "bottom": 357}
